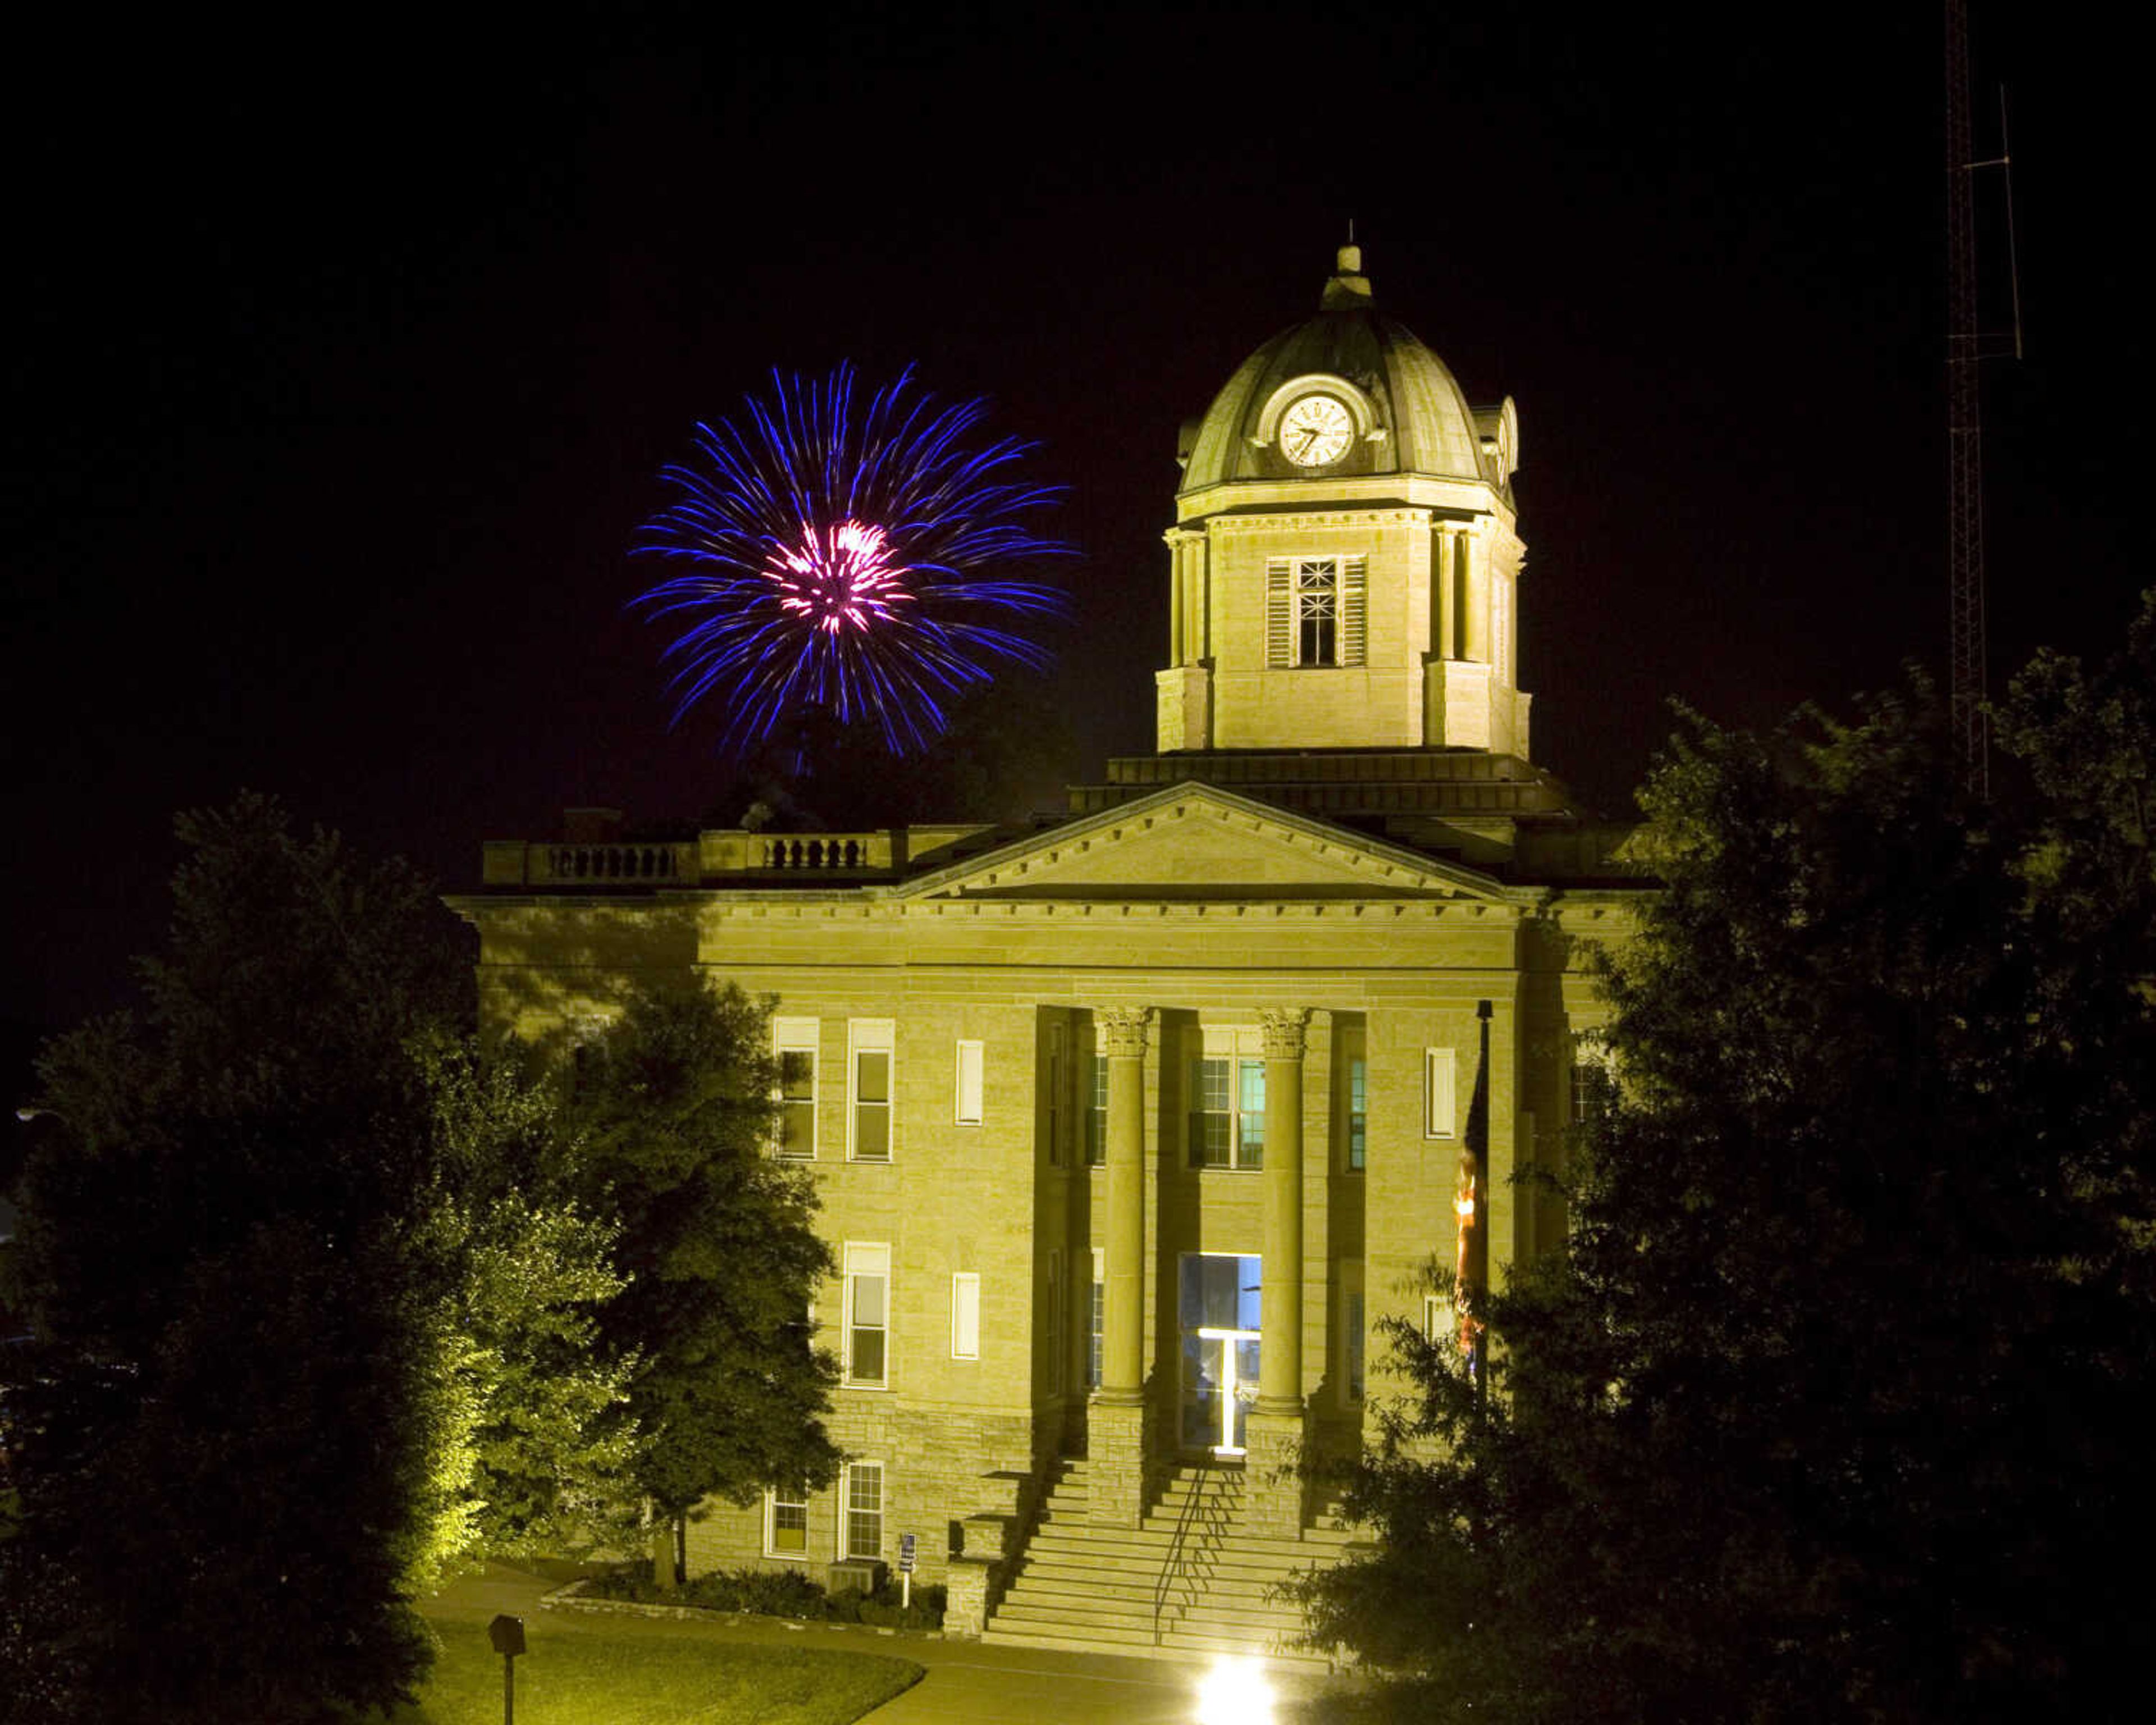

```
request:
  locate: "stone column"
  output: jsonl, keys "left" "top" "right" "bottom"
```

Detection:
{"left": 1090, "top": 1006, "right": 1152, "bottom": 1527}
{"left": 1465, "top": 530, "right": 1489, "bottom": 663}
{"left": 1435, "top": 524, "right": 1458, "bottom": 661}
{"left": 1245, "top": 1007, "right": 1311, "bottom": 1539}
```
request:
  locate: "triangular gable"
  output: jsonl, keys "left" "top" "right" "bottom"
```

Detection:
{"left": 896, "top": 783, "right": 1508, "bottom": 903}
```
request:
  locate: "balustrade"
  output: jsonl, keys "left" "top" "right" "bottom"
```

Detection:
{"left": 758, "top": 836, "right": 873, "bottom": 870}
{"left": 540, "top": 843, "right": 683, "bottom": 883}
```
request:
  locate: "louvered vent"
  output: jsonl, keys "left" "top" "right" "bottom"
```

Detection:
{"left": 1264, "top": 555, "right": 1366, "bottom": 666}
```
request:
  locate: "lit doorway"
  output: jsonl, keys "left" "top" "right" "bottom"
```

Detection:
{"left": 1179, "top": 1254, "right": 1260, "bottom": 1454}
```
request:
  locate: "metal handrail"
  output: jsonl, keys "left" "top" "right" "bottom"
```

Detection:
{"left": 1152, "top": 1468, "right": 1205, "bottom": 1643}
{"left": 1151, "top": 1464, "right": 1235, "bottom": 1645}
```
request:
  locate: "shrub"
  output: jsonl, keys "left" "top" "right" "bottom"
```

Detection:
{"left": 582, "top": 1564, "right": 945, "bottom": 1630}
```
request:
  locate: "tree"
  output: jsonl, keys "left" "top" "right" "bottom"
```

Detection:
{"left": 412, "top": 1032, "right": 643, "bottom": 1558}
{"left": 0, "top": 796, "right": 632, "bottom": 1722}
{"left": 554, "top": 979, "right": 842, "bottom": 1583}
{"left": 1296, "top": 610, "right": 2156, "bottom": 1724}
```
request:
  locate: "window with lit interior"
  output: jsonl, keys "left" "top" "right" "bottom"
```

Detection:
{"left": 766, "top": 1484, "right": 808, "bottom": 1557}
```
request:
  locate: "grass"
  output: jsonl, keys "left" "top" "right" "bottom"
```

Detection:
{"left": 391, "top": 1613, "right": 923, "bottom": 1725}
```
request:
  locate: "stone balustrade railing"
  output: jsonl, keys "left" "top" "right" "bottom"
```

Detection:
{"left": 482, "top": 829, "right": 915, "bottom": 887}
{"left": 529, "top": 842, "right": 692, "bottom": 884}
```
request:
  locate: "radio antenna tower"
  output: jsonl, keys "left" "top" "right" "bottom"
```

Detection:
{"left": 1945, "top": 0, "right": 2023, "bottom": 797}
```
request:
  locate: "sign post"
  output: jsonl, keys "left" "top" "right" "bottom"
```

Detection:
{"left": 898, "top": 1531, "right": 916, "bottom": 1610}
{"left": 488, "top": 1613, "right": 526, "bottom": 1725}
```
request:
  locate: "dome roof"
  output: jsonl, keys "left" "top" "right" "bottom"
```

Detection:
{"left": 1179, "top": 247, "right": 1500, "bottom": 498}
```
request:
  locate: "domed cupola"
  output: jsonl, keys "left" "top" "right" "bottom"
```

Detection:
{"left": 1178, "top": 246, "right": 1509, "bottom": 500}
{"left": 1156, "top": 245, "right": 1532, "bottom": 765}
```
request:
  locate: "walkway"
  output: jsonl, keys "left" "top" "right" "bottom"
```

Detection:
{"left": 427, "top": 1561, "right": 1355, "bottom": 1723}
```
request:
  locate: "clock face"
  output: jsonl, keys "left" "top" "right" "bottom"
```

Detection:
{"left": 1280, "top": 393, "right": 1354, "bottom": 467}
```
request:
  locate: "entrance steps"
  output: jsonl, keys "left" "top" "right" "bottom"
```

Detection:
{"left": 980, "top": 1459, "right": 1357, "bottom": 1667}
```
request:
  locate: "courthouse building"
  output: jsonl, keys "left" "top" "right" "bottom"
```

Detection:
{"left": 453, "top": 246, "right": 1643, "bottom": 1657}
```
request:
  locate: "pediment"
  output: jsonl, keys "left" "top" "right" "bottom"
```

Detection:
{"left": 897, "top": 784, "right": 1507, "bottom": 903}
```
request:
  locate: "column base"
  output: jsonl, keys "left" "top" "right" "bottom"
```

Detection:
{"left": 1240, "top": 1407, "right": 1308, "bottom": 1542}
{"left": 1089, "top": 1397, "right": 1148, "bottom": 1528}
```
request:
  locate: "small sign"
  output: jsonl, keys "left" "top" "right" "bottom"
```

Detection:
{"left": 898, "top": 1532, "right": 916, "bottom": 1574}
{"left": 488, "top": 1614, "right": 525, "bottom": 1725}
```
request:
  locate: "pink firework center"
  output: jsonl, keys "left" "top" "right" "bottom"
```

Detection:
{"left": 765, "top": 519, "right": 916, "bottom": 634}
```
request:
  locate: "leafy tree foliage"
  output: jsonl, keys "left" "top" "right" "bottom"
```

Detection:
{"left": 1298, "top": 604, "right": 2156, "bottom": 1724}
{"left": 0, "top": 796, "right": 629, "bottom": 1722}
{"left": 555, "top": 979, "right": 841, "bottom": 1577}
{"left": 412, "top": 1033, "right": 642, "bottom": 1558}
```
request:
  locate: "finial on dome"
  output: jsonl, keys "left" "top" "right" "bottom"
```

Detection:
{"left": 1322, "top": 228, "right": 1372, "bottom": 309}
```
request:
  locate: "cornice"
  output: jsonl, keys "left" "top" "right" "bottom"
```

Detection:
{"left": 1206, "top": 506, "right": 1436, "bottom": 535}
{"left": 704, "top": 896, "right": 1535, "bottom": 922}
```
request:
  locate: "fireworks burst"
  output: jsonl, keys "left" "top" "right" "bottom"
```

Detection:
{"left": 633, "top": 363, "right": 1072, "bottom": 756}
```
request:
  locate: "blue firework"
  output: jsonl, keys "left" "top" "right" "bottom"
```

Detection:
{"left": 633, "top": 363, "right": 1073, "bottom": 756}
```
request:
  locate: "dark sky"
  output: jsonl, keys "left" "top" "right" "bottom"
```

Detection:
{"left": 4, "top": 4, "right": 2143, "bottom": 1043}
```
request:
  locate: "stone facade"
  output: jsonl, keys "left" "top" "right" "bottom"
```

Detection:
{"left": 449, "top": 246, "right": 1646, "bottom": 1629}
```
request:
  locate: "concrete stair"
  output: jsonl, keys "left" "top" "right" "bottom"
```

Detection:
{"left": 980, "top": 1459, "right": 1356, "bottom": 1666}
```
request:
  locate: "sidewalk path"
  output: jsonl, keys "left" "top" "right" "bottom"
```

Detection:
{"left": 426, "top": 1562, "right": 1354, "bottom": 1723}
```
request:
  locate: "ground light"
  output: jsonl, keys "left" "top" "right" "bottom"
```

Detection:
{"left": 1194, "top": 1654, "right": 1277, "bottom": 1724}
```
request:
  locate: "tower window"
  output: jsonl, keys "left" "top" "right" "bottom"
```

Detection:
{"left": 1266, "top": 556, "right": 1365, "bottom": 667}
{"left": 1299, "top": 562, "right": 1336, "bottom": 664}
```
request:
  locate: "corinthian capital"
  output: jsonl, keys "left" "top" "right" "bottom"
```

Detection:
{"left": 1096, "top": 1007, "right": 1153, "bottom": 1059}
{"left": 1259, "top": 1007, "right": 1313, "bottom": 1060}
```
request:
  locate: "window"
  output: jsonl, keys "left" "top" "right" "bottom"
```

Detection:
{"left": 1045, "top": 1022, "right": 1066, "bottom": 1165}
{"left": 1046, "top": 1250, "right": 1065, "bottom": 1394}
{"left": 1085, "top": 1048, "right": 1108, "bottom": 1166}
{"left": 1341, "top": 1261, "right": 1366, "bottom": 1405}
{"left": 1348, "top": 1055, "right": 1368, "bottom": 1172}
{"left": 951, "top": 1272, "right": 980, "bottom": 1360}
{"left": 774, "top": 1017, "right": 817, "bottom": 1158}
{"left": 849, "top": 1020, "right": 893, "bottom": 1161}
{"left": 843, "top": 1243, "right": 889, "bottom": 1387}
{"left": 842, "top": 1462, "right": 883, "bottom": 1560}
{"left": 1266, "top": 555, "right": 1367, "bottom": 667}
{"left": 954, "top": 1039, "right": 984, "bottom": 1126}
{"left": 1088, "top": 1247, "right": 1104, "bottom": 1390}
{"left": 766, "top": 1484, "right": 808, "bottom": 1557}
{"left": 1425, "top": 1047, "right": 1457, "bottom": 1139}
{"left": 1571, "top": 1052, "right": 1613, "bottom": 1126}
{"left": 1189, "top": 1029, "right": 1265, "bottom": 1169}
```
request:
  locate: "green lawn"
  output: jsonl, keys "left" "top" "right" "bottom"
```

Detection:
{"left": 392, "top": 1615, "right": 922, "bottom": 1725}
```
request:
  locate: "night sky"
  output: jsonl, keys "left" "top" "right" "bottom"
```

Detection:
{"left": 5, "top": 5, "right": 2143, "bottom": 1049}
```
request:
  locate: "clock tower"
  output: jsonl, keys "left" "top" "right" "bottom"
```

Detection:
{"left": 1157, "top": 244, "right": 1528, "bottom": 760}
{"left": 1068, "top": 244, "right": 1587, "bottom": 869}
